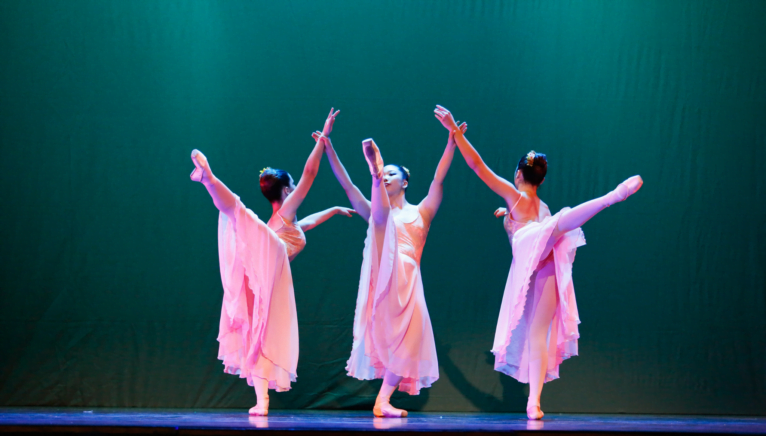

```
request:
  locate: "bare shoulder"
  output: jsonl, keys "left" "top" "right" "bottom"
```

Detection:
{"left": 414, "top": 202, "right": 432, "bottom": 224}
{"left": 539, "top": 199, "right": 552, "bottom": 218}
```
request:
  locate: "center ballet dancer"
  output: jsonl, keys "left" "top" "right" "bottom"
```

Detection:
{"left": 316, "top": 119, "right": 467, "bottom": 417}
{"left": 189, "top": 108, "right": 356, "bottom": 416}
{"left": 434, "top": 105, "right": 643, "bottom": 420}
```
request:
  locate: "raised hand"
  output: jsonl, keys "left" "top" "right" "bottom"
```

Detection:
{"left": 447, "top": 121, "right": 468, "bottom": 146}
{"left": 321, "top": 108, "right": 341, "bottom": 137}
{"left": 434, "top": 105, "right": 459, "bottom": 131}
{"left": 494, "top": 207, "right": 508, "bottom": 218}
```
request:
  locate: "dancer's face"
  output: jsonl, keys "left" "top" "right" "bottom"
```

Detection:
{"left": 382, "top": 165, "right": 407, "bottom": 196}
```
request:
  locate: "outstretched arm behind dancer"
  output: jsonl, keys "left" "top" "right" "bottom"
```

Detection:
{"left": 298, "top": 206, "right": 356, "bottom": 231}
{"left": 434, "top": 105, "right": 522, "bottom": 206}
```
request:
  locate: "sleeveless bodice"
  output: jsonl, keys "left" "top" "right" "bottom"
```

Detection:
{"left": 268, "top": 213, "right": 306, "bottom": 261}
{"left": 393, "top": 207, "right": 428, "bottom": 264}
{"left": 503, "top": 196, "right": 551, "bottom": 241}
{"left": 346, "top": 203, "right": 438, "bottom": 395}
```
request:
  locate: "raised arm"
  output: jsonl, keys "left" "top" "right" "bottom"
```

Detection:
{"left": 315, "top": 133, "right": 372, "bottom": 222}
{"left": 279, "top": 108, "right": 340, "bottom": 221}
{"left": 297, "top": 206, "right": 356, "bottom": 232}
{"left": 190, "top": 149, "right": 238, "bottom": 220}
{"left": 434, "top": 105, "right": 521, "bottom": 205}
{"left": 418, "top": 122, "right": 466, "bottom": 222}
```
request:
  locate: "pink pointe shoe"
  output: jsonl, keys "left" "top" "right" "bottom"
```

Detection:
{"left": 605, "top": 175, "right": 643, "bottom": 206}
{"left": 190, "top": 149, "right": 207, "bottom": 182}
{"left": 373, "top": 400, "right": 408, "bottom": 418}
{"left": 362, "top": 138, "right": 384, "bottom": 179}
{"left": 248, "top": 399, "right": 269, "bottom": 416}
{"left": 526, "top": 404, "right": 544, "bottom": 420}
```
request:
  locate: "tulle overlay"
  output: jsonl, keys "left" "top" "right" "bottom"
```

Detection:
{"left": 492, "top": 209, "right": 586, "bottom": 383}
{"left": 346, "top": 209, "right": 439, "bottom": 395}
{"left": 216, "top": 197, "right": 299, "bottom": 392}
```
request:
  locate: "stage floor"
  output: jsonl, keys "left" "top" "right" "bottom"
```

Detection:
{"left": 1, "top": 408, "right": 765, "bottom": 435}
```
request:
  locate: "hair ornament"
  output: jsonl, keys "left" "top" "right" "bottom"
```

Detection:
{"left": 402, "top": 166, "right": 410, "bottom": 177}
{"left": 526, "top": 151, "right": 536, "bottom": 167}
{"left": 259, "top": 166, "right": 271, "bottom": 176}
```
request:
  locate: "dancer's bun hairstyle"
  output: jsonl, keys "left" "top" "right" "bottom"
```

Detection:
{"left": 260, "top": 167, "right": 291, "bottom": 203}
{"left": 516, "top": 151, "right": 547, "bottom": 186}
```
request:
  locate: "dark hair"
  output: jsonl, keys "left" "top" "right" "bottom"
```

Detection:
{"left": 260, "top": 168, "right": 291, "bottom": 203}
{"left": 388, "top": 164, "right": 410, "bottom": 192}
{"left": 516, "top": 151, "right": 547, "bottom": 186}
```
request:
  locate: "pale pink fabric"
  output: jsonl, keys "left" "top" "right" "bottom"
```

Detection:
{"left": 216, "top": 197, "right": 300, "bottom": 392}
{"left": 346, "top": 207, "right": 439, "bottom": 395}
{"left": 266, "top": 212, "right": 306, "bottom": 262}
{"left": 492, "top": 208, "right": 586, "bottom": 383}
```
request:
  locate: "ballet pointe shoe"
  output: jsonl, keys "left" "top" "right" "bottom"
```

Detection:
{"left": 373, "top": 400, "right": 408, "bottom": 418}
{"left": 248, "top": 398, "right": 269, "bottom": 416}
{"left": 190, "top": 149, "right": 208, "bottom": 182}
{"left": 362, "top": 138, "right": 384, "bottom": 179}
{"left": 526, "top": 404, "right": 544, "bottom": 420}
{"left": 605, "top": 175, "right": 643, "bottom": 206}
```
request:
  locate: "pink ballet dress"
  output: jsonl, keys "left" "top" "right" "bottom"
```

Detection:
{"left": 346, "top": 206, "right": 439, "bottom": 395}
{"left": 216, "top": 196, "right": 305, "bottom": 392}
{"left": 492, "top": 198, "right": 586, "bottom": 383}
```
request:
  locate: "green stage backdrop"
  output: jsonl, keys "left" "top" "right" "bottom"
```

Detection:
{"left": 0, "top": 0, "right": 764, "bottom": 415}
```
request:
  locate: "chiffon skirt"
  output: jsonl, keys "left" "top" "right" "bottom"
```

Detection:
{"left": 492, "top": 209, "right": 586, "bottom": 383}
{"left": 216, "top": 197, "right": 299, "bottom": 391}
{"left": 346, "top": 214, "right": 439, "bottom": 395}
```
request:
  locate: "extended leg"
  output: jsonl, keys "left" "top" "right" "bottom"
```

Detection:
{"left": 190, "top": 150, "right": 238, "bottom": 218}
{"left": 364, "top": 139, "right": 390, "bottom": 262}
{"left": 526, "top": 262, "right": 559, "bottom": 420}
{"left": 248, "top": 378, "right": 270, "bottom": 416}
{"left": 538, "top": 175, "right": 643, "bottom": 260}
{"left": 557, "top": 175, "right": 642, "bottom": 234}
{"left": 373, "top": 370, "right": 408, "bottom": 417}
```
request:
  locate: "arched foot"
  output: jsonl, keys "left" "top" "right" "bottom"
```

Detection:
{"left": 362, "top": 138, "right": 383, "bottom": 179}
{"left": 190, "top": 149, "right": 208, "bottom": 182}
{"left": 605, "top": 175, "right": 643, "bottom": 206}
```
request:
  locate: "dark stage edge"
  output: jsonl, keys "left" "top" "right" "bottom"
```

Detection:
{"left": 1, "top": 408, "right": 765, "bottom": 436}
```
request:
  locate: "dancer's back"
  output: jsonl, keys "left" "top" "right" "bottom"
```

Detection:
{"left": 505, "top": 194, "right": 552, "bottom": 237}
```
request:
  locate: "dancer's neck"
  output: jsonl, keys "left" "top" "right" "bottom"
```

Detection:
{"left": 518, "top": 183, "right": 539, "bottom": 199}
{"left": 389, "top": 192, "right": 407, "bottom": 210}
{"left": 271, "top": 200, "right": 283, "bottom": 216}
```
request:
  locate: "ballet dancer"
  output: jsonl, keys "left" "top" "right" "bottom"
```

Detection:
{"left": 313, "top": 120, "right": 466, "bottom": 417}
{"left": 189, "top": 109, "right": 354, "bottom": 415}
{"left": 434, "top": 105, "right": 642, "bottom": 420}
